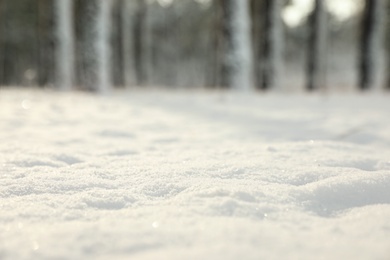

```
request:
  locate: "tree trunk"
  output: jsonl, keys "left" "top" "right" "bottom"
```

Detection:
{"left": 261, "top": 0, "right": 283, "bottom": 90}
{"left": 75, "top": 0, "right": 98, "bottom": 90}
{"left": 359, "top": 0, "right": 384, "bottom": 90}
{"left": 111, "top": 0, "right": 124, "bottom": 88}
{"left": 386, "top": 0, "right": 390, "bottom": 90}
{"left": 133, "top": 0, "right": 149, "bottom": 86}
{"left": 0, "top": 0, "right": 4, "bottom": 86}
{"left": 220, "top": 0, "right": 253, "bottom": 90}
{"left": 55, "top": 0, "right": 75, "bottom": 91}
{"left": 75, "top": 0, "right": 112, "bottom": 92}
{"left": 208, "top": 0, "right": 221, "bottom": 88}
{"left": 250, "top": 0, "right": 264, "bottom": 89}
{"left": 306, "top": 0, "right": 327, "bottom": 91}
{"left": 121, "top": 0, "right": 136, "bottom": 87}
{"left": 95, "top": 0, "right": 112, "bottom": 92}
{"left": 0, "top": 0, "right": 14, "bottom": 85}
{"left": 36, "top": 0, "right": 55, "bottom": 87}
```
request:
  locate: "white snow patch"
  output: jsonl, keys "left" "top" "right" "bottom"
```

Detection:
{"left": 0, "top": 89, "right": 390, "bottom": 259}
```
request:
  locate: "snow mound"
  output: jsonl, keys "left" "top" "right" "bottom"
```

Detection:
{"left": 0, "top": 89, "right": 390, "bottom": 259}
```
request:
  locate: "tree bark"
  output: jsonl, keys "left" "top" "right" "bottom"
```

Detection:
{"left": 359, "top": 0, "right": 384, "bottom": 90}
{"left": 35, "top": 0, "right": 55, "bottom": 87}
{"left": 133, "top": 0, "right": 149, "bottom": 86}
{"left": 208, "top": 0, "right": 221, "bottom": 88}
{"left": 75, "top": 0, "right": 98, "bottom": 90}
{"left": 75, "top": 0, "right": 112, "bottom": 92}
{"left": 0, "top": 0, "right": 4, "bottom": 86}
{"left": 306, "top": 0, "right": 327, "bottom": 91}
{"left": 0, "top": 0, "right": 14, "bottom": 85}
{"left": 262, "top": 0, "right": 284, "bottom": 90}
{"left": 386, "top": 0, "right": 390, "bottom": 90}
{"left": 111, "top": 0, "right": 124, "bottom": 87}
{"left": 95, "top": 0, "right": 112, "bottom": 92}
{"left": 121, "top": 0, "right": 136, "bottom": 87}
{"left": 55, "top": 0, "right": 75, "bottom": 91}
{"left": 220, "top": 0, "right": 253, "bottom": 90}
{"left": 250, "top": 0, "right": 264, "bottom": 89}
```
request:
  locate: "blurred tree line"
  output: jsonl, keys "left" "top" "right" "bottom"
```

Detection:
{"left": 0, "top": 0, "right": 388, "bottom": 92}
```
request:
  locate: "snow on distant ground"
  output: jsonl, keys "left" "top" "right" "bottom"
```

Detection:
{"left": 0, "top": 88, "right": 390, "bottom": 259}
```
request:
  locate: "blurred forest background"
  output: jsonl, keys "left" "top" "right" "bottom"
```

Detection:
{"left": 0, "top": 0, "right": 389, "bottom": 92}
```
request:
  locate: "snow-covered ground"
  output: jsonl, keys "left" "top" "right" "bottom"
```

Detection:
{"left": 1, "top": 88, "right": 390, "bottom": 259}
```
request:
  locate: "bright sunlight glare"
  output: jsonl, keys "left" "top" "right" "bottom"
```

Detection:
{"left": 327, "top": 0, "right": 364, "bottom": 21}
{"left": 282, "top": 0, "right": 313, "bottom": 27}
{"left": 157, "top": 0, "right": 174, "bottom": 7}
{"left": 282, "top": 0, "right": 363, "bottom": 27}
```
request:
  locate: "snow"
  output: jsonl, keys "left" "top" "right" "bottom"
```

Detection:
{"left": 1, "top": 88, "right": 390, "bottom": 259}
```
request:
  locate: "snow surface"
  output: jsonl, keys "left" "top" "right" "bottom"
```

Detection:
{"left": 1, "top": 89, "right": 390, "bottom": 259}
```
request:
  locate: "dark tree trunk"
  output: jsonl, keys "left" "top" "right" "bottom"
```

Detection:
{"left": 111, "top": 0, "right": 124, "bottom": 87}
{"left": 133, "top": 0, "right": 148, "bottom": 86}
{"left": 359, "top": 0, "right": 383, "bottom": 90}
{"left": 74, "top": 0, "right": 99, "bottom": 90}
{"left": 0, "top": 0, "right": 4, "bottom": 86}
{"left": 261, "top": 0, "right": 283, "bottom": 90}
{"left": 0, "top": 0, "right": 15, "bottom": 85}
{"left": 219, "top": 0, "right": 234, "bottom": 89}
{"left": 386, "top": 0, "right": 390, "bottom": 90}
{"left": 213, "top": 4, "right": 221, "bottom": 88}
{"left": 205, "top": 0, "right": 221, "bottom": 88}
{"left": 36, "top": 0, "right": 55, "bottom": 87}
{"left": 306, "top": 0, "right": 327, "bottom": 91}
{"left": 251, "top": 0, "right": 264, "bottom": 89}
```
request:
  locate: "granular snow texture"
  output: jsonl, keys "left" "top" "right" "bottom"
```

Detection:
{"left": 0, "top": 89, "right": 390, "bottom": 259}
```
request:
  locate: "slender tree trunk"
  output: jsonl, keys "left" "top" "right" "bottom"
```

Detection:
{"left": 262, "top": 0, "right": 283, "bottom": 90}
{"left": 385, "top": 0, "right": 390, "bottom": 90}
{"left": 161, "top": 11, "right": 175, "bottom": 87}
{"left": 1, "top": 0, "right": 13, "bottom": 85}
{"left": 359, "top": 0, "right": 384, "bottom": 90}
{"left": 121, "top": 0, "right": 136, "bottom": 87}
{"left": 95, "top": 0, "right": 112, "bottom": 92}
{"left": 76, "top": 0, "right": 98, "bottom": 90}
{"left": 32, "top": 0, "right": 40, "bottom": 87}
{"left": 111, "top": 0, "right": 124, "bottom": 87}
{"left": 208, "top": 0, "right": 221, "bottom": 88}
{"left": 251, "top": 0, "right": 264, "bottom": 89}
{"left": 36, "top": 0, "right": 55, "bottom": 87}
{"left": 306, "top": 0, "right": 327, "bottom": 91}
{"left": 76, "top": 0, "right": 112, "bottom": 92}
{"left": 55, "top": 0, "right": 75, "bottom": 91}
{"left": 0, "top": 0, "right": 4, "bottom": 86}
{"left": 133, "top": 0, "right": 148, "bottom": 86}
{"left": 220, "top": 0, "right": 253, "bottom": 90}
{"left": 168, "top": 3, "right": 181, "bottom": 87}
